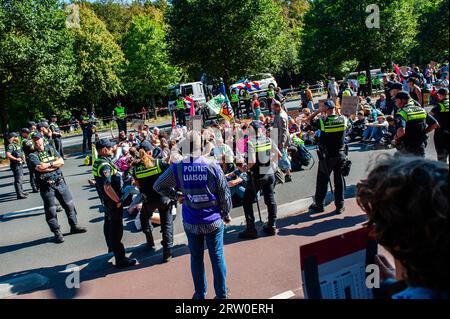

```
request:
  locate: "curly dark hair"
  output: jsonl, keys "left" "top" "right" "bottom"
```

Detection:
{"left": 356, "top": 154, "right": 449, "bottom": 293}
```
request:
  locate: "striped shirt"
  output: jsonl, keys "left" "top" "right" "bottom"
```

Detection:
{"left": 153, "top": 156, "right": 232, "bottom": 235}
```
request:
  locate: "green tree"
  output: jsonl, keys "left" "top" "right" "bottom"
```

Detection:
{"left": 168, "top": 0, "right": 288, "bottom": 86}
{"left": 69, "top": 4, "right": 126, "bottom": 113}
{"left": 0, "top": 0, "right": 79, "bottom": 144}
{"left": 410, "top": 0, "right": 449, "bottom": 65}
{"left": 122, "top": 14, "right": 180, "bottom": 108}
{"left": 300, "top": 0, "right": 418, "bottom": 93}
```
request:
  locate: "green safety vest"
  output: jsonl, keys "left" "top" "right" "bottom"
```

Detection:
{"left": 38, "top": 149, "right": 57, "bottom": 164}
{"left": 92, "top": 158, "right": 117, "bottom": 177}
{"left": 373, "top": 78, "right": 381, "bottom": 85}
{"left": 230, "top": 93, "right": 239, "bottom": 103}
{"left": 248, "top": 139, "right": 272, "bottom": 152}
{"left": 439, "top": 98, "right": 449, "bottom": 113}
{"left": 114, "top": 106, "right": 126, "bottom": 119}
{"left": 243, "top": 91, "right": 251, "bottom": 101}
{"left": 398, "top": 102, "right": 427, "bottom": 122}
{"left": 319, "top": 115, "right": 348, "bottom": 133}
{"left": 176, "top": 99, "right": 185, "bottom": 110}
{"left": 291, "top": 135, "right": 304, "bottom": 146}
{"left": 342, "top": 89, "right": 353, "bottom": 97}
{"left": 358, "top": 75, "right": 366, "bottom": 85}
{"left": 267, "top": 90, "right": 275, "bottom": 98}
{"left": 134, "top": 160, "right": 162, "bottom": 179}
{"left": 80, "top": 115, "right": 90, "bottom": 121}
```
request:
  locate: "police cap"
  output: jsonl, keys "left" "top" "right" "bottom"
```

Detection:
{"left": 389, "top": 82, "right": 403, "bottom": 91}
{"left": 21, "top": 128, "right": 31, "bottom": 134}
{"left": 324, "top": 100, "right": 336, "bottom": 109}
{"left": 437, "top": 88, "right": 449, "bottom": 96}
{"left": 37, "top": 122, "right": 49, "bottom": 129}
{"left": 95, "top": 138, "right": 116, "bottom": 150}
{"left": 8, "top": 132, "right": 19, "bottom": 139}
{"left": 32, "top": 133, "right": 43, "bottom": 140}
{"left": 395, "top": 91, "right": 410, "bottom": 100}
{"left": 28, "top": 121, "right": 37, "bottom": 128}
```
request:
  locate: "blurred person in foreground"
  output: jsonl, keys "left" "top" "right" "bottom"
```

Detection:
{"left": 357, "top": 155, "right": 448, "bottom": 299}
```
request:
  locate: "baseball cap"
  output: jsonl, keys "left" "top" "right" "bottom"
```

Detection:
{"left": 389, "top": 82, "right": 403, "bottom": 91}
{"left": 21, "top": 128, "right": 31, "bottom": 134}
{"left": 28, "top": 121, "right": 37, "bottom": 127}
{"left": 395, "top": 91, "right": 410, "bottom": 100}
{"left": 32, "top": 133, "right": 43, "bottom": 140}
{"left": 324, "top": 100, "right": 336, "bottom": 109}
{"left": 139, "top": 140, "right": 153, "bottom": 152}
{"left": 8, "top": 132, "right": 19, "bottom": 139}
{"left": 437, "top": 88, "right": 449, "bottom": 95}
{"left": 95, "top": 138, "right": 116, "bottom": 150}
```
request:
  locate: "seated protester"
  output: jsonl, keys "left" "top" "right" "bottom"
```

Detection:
{"left": 226, "top": 161, "right": 250, "bottom": 205}
{"left": 111, "top": 129, "right": 127, "bottom": 144}
{"left": 356, "top": 155, "right": 448, "bottom": 299}
{"left": 288, "top": 116, "right": 299, "bottom": 134}
{"left": 115, "top": 145, "right": 131, "bottom": 172}
{"left": 383, "top": 116, "right": 397, "bottom": 146}
{"left": 213, "top": 138, "right": 234, "bottom": 164}
{"left": 376, "top": 94, "right": 388, "bottom": 113}
{"left": 220, "top": 155, "right": 236, "bottom": 175}
{"left": 128, "top": 132, "right": 139, "bottom": 147}
{"left": 168, "top": 140, "right": 183, "bottom": 164}
{"left": 349, "top": 111, "right": 368, "bottom": 141}
{"left": 362, "top": 114, "right": 388, "bottom": 144}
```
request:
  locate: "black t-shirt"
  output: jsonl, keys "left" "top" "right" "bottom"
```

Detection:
{"left": 131, "top": 159, "right": 169, "bottom": 203}
{"left": 431, "top": 100, "right": 449, "bottom": 132}
{"left": 311, "top": 115, "right": 347, "bottom": 157}
{"left": 28, "top": 144, "right": 62, "bottom": 181}
{"left": 93, "top": 157, "right": 122, "bottom": 203}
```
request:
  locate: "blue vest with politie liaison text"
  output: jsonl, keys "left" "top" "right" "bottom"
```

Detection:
{"left": 173, "top": 156, "right": 222, "bottom": 225}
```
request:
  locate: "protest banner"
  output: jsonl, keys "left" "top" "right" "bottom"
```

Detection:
{"left": 340, "top": 96, "right": 360, "bottom": 116}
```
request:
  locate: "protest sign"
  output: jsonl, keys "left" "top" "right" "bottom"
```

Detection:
{"left": 341, "top": 96, "right": 360, "bottom": 116}
{"left": 300, "top": 226, "right": 377, "bottom": 299}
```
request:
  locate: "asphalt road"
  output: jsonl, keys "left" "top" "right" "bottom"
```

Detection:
{"left": 0, "top": 100, "right": 440, "bottom": 287}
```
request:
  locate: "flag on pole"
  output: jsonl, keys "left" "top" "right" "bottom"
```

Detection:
{"left": 189, "top": 100, "right": 196, "bottom": 117}
{"left": 218, "top": 81, "right": 234, "bottom": 122}
{"left": 171, "top": 111, "right": 176, "bottom": 128}
{"left": 393, "top": 63, "right": 405, "bottom": 82}
{"left": 185, "top": 96, "right": 195, "bottom": 108}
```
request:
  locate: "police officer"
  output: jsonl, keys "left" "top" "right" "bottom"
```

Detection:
{"left": 357, "top": 72, "right": 367, "bottom": 96}
{"left": 37, "top": 122, "right": 54, "bottom": 147}
{"left": 153, "top": 131, "right": 231, "bottom": 299}
{"left": 92, "top": 138, "right": 137, "bottom": 268}
{"left": 131, "top": 144, "right": 174, "bottom": 262}
{"left": 392, "top": 91, "right": 439, "bottom": 157}
{"left": 307, "top": 100, "right": 348, "bottom": 214}
{"left": 266, "top": 86, "right": 276, "bottom": 114}
{"left": 28, "top": 133, "right": 86, "bottom": 243}
{"left": 20, "top": 128, "right": 39, "bottom": 193}
{"left": 430, "top": 88, "right": 449, "bottom": 163}
{"left": 49, "top": 114, "right": 64, "bottom": 159}
{"left": 230, "top": 89, "right": 241, "bottom": 120}
{"left": 80, "top": 108, "right": 93, "bottom": 155}
{"left": 6, "top": 132, "right": 28, "bottom": 199}
{"left": 387, "top": 82, "right": 404, "bottom": 115}
{"left": 176, "top": 95, "right": 186, "bottom": 126}
{"left": 28, "top": 121, "right": 38, "bottom": 138}
{"left": 239, "top": 120, "right": 281, "bottom": 238}
{"left": 242, "top": 89, "right": 252, "bottom": 118}
{"left": 113, "top": 100, "right": 127, "bottom": 134}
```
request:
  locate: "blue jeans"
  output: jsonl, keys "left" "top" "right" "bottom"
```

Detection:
{"left": 185, "top": 222, "right": 227, "bottom": 299}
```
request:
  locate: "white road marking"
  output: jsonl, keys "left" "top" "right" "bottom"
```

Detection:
{"left": 0, "top": 206, "right": 44, "bottom": 219}
{"left": 269, "top": 290, "right": 296, "bottom": 299}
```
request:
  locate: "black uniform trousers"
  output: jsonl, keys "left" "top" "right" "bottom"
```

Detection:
{"left": 314, "top": 156, "right": 345, "bottom": 209}
{"left": 103, "top": 201, "right": 126, "bottom": 262}
{"left": 244, "top": 100, "right": 252, "bottom": 118}
{"left": 11, "top": 163, "right": 25, "bottom": 197}
{"left": 243, "top": 173, "right": 277, "bottom": 227}
{"left": 39, "top": 179, "right": 78, "bottom": 233}
{"left": 26, "top": 160, "right": 38, "bottom": 192}
{"left": 82, "top": 128, "right": 92, "bottom": 154}
{"left": 116, "top": 119, "right": 127, "bottom": 134}
{"left": 177, "top": 109, "right": 186, "bottom": 126}
{"left": 399, "top": 143, "right": 426, "bottom": 158}
{"left": 231, "top": 101, "right": 241, "bottom": 119}
{"left": 141, "top": 201, "right": 174, "bottom": 249}
{"left": 53, "top": 138, "right": 64, "bottom": 159}
{"left": 434, "top": 130, "right": 449, "bottom": 163}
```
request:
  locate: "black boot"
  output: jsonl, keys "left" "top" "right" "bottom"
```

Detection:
{"left": 70, "top": 225, "right": 87, "bottom": 234}
{"left": 53, "top": 230, "right": 64, "bottom": 244}
{"left": 144, "top": 232, "right": 155, "bottom": 248}
{"left": 115, "top": 257, "right": 137, "bottom": 269}
{"left": 262, "top": 222, "right": 277, "bottom": 236}
{"left": 163, "top": 247, "right": 173, "bottom": 263}
{"left": 238, "top": 225, "right": 258, "bottom": 239}
{"left": 308, "top": 203, "right": 324, "bottom": 213}
{"left": 335, "top": 206, "right": 345, "bottom": 215}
